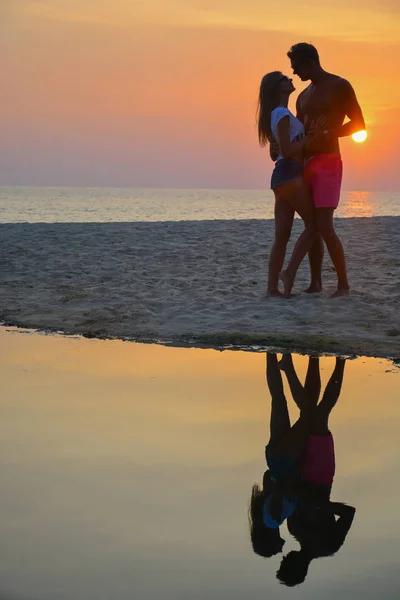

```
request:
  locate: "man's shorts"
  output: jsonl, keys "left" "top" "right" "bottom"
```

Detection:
{"left": 299, "top": 433, "right": 336, "bottom": 486}
{"left": 304, "top": 154, "right": 343, "bottom": 208}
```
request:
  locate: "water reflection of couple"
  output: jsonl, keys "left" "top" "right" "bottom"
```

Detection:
{"left": 249, "top": 352, "right": 355, "bottom": 586}
{"left": 258, "top": 43, "right": 365, "bottom": 298}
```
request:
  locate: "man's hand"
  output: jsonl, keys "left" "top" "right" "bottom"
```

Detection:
{"left": 330, "top": 502, "right": 356, "bottom": 518}
{"left": 270, "top": 488, "right": 284, "bottom": 521}
{"left": 270, "top": 139, "right": 280, "bottom": 162}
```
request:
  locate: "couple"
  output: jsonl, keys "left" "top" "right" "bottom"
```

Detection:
{"left": 258, "top": 43, "right": 365, "bottom": 298}
{"left": 249, "top": 353, "right": 355, "bottom": 586}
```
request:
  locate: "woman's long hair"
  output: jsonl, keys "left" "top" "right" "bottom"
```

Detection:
{"left": 248, "top": 482, "right": 283, "bottom": 558}
{"left": 249, "top": 484, "right": 270, "bottom": 556}
{"left": 257, "top": 71, "right": 283, "bottom": 147}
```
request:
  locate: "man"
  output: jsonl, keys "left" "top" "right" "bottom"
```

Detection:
{"left": 277, "top": 501, "right": 356, "bottom": 585}
{"left": 288, "top": 43, "right": 365, "bottom": 297}
{"left": 276, "top": 354, "right": 355, "bottom": 587}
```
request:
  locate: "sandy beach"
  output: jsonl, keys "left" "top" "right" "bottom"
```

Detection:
{"left": 1, "top": 218, "right": 399, "bottom": 357}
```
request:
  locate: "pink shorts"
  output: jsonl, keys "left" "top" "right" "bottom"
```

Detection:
{"left": 304, "top": 154, "right": 343, "bottom": 209}
{"left": 299, "top": 433, "right": 335, "bottom": 486}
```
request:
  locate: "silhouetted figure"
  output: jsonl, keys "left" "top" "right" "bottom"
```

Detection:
{"left": 277, "top": 355, "right": 356, "bottom": 586}
{"left": 288, "top": 42, "right": 365, "bottom": 297}
{"left": 249, "top": 353, "right": 313, "bottom": 558}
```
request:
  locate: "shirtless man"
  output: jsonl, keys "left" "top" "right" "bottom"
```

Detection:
{"left": 288, "top": 43, "right": 365, "bottom": 297}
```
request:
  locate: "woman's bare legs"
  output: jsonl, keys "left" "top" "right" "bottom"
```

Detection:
{"left": 311, "top": 358, "right": 346, "bottom": 434}
{"left": 266, "top": 353, "right": 312, "bottom": 461}
{"left": 279, "top": 354, "right": 320, "bottom": 411}
{"left": 267, "top": 352, "right": 291, "bottom": 445}
{"left": 278, "top": 354, "right": 307, "bottom": 410}
{"left": 278, "top": 181, "right": 317, "bottom": 297}
{"left": 267, "top": 195, "right": 295, "bottom": 297}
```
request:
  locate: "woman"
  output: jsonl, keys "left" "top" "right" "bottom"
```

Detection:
{"left": 257, "top": 72, "right": 323, "bottom": 297}
{"left": 249, "top": 353, "right": 313, "bottom": 558}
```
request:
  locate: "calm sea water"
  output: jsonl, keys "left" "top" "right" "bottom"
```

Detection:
{"left": 2, "top": 331, "right": 400, "bottom": 600}
{"left": 0, "top": 186, "right": 399, "bottom": 222}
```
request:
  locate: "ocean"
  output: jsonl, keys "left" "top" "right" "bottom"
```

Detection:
{"left": 0, "top": 186, "right": 398, "bottom": 223}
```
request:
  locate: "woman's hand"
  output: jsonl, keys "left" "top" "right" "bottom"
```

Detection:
{"left": 269, "top": 139, "right": 280, "bottom": 162}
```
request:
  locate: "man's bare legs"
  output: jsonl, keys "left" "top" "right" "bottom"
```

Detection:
{"left": 305, "top": 235, "right": 324, "bottom": 293}
{"left": 303, "top": 357, "right": 322, "bottom": 406}
{"left": 306, "top": 209, "right": 351, "bottom": 297}
{"left": 312, "top": 358, "right": 346, "bottom": 434}
{"left": 315, "top": 208, "right": 350, "bottom": 298}
{"left": 279, "top": 354, "right": 346, "bottom": 435}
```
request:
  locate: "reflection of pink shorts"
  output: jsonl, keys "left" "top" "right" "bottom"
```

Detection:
{"left": 299, "top": 433, "right": 335, "bottom": 486}
{"left": 304, "top": 154, "right": 343, "bottom": 208}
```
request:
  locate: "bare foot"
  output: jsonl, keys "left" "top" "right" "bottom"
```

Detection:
{"left": 265, "top": 289, "right": 285, "bottom": 298}
{"left": 330, "top": 287, "right": 350, "bottom": 299}
{"left": 279, "top": 270, "right": 294, "bottom": 298}
{"left": 304, "top": 283, "right": 323, "bottom": 294}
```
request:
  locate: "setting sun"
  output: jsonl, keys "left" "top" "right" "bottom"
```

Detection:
{"left": 352, "top": 130, "right": 368, "bottom": 143}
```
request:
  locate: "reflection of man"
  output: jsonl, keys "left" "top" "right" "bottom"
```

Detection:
{"left": 277, "top": 355, "right": 355, "bottom": 586}
{"left": 278, "top": 500, "right": 356, "bottom": 586}
{"left": 288, "top": 43, "right": 365, "bottom": 297}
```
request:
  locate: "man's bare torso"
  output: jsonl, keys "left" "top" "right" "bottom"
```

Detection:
{"left": 297, "top": 73, "right": 351, "bottom": 155}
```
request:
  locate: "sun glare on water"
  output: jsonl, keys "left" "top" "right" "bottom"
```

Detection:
{"left": 352, "top": 130, "right": 368, "bottom": 143}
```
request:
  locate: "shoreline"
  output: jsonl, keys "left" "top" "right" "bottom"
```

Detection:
{"left": 2, "top": 324, "right": 400, "bottom": 361}
{"left": 1, "top": 218, "right": 399, "bottom": 359}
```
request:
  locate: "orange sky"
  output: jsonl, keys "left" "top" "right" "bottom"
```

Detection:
{"left": 2, "top": 0, "right": 399, "bottom": 189}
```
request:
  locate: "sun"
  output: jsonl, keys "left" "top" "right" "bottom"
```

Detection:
{"left": 352, "top": 130, "right": 367, "bottom": 143}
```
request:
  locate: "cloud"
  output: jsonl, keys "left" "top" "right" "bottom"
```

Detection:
{"left": 7, "top": 0, "right": 400, "bottom": 43}
{"left": 2, "top": 0, "right": 399, "bottom": 189}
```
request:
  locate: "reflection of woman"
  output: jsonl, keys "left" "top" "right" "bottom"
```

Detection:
{"left": 277, "top": 355, "right": 356, "bottom": 586}
{"left": 248, "top": 353, "right": 312, "bottom": 558}
{"left": 257, "top": 73, "right": 324, "bottom": 297}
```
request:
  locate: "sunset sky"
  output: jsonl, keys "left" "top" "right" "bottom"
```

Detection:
{"left": 2, "top": 0, "right": 399, "bottom": 190}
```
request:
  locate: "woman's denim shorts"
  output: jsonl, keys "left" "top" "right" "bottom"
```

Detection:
{"left": 271, "top": 158, "right": 304, "bottom": 191}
